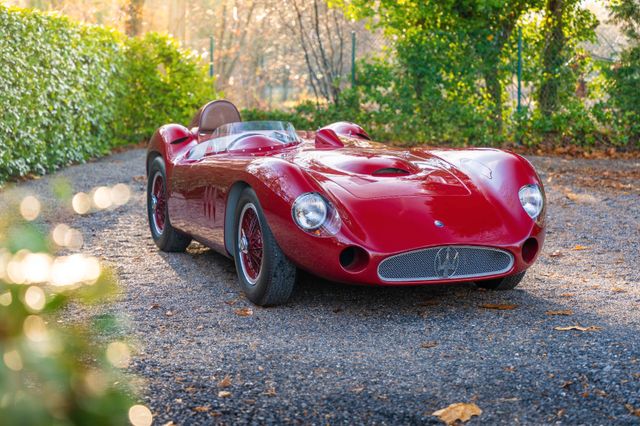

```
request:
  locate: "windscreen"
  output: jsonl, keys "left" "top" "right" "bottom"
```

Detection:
{"left": 212, "top": 121, "right": 299, "bottom": 144}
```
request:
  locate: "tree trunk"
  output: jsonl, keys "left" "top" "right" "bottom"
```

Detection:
{"left": 124, "top": 0, "right": 145, "bottom": 37}
{"left": 539, "top": 0, "right": 565, "bottom": 115}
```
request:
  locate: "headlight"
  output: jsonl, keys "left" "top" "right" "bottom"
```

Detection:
{"left": 292, "top": 193, "right": 328, "bottom": 230}
{"left": 519, "top": 184, "right": 544, "bottom": 219}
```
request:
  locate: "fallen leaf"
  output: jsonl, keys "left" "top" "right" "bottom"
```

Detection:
{"left": 185, "top": 386, "right": 196, "bottom": 393}
{"left": 264, "top": 387, "right": 277, "bottom": 396}
{"left": 196, "top": 324, "right": 204, "bottom": 330}
{"left": 554, "top": 325, "right": 602, "bottom": 332}
{"left": 560, "top": 293, "right": 575, "bottom": 298}
{"left": 193, "top": 406, "right": 210, "bottom": 412}
{"left": 432, "top": 403, "right": 482, "bottom": 425}
{"left": 626, "top": 404, "right": 640, "bottom": 417}
{"left": 612, "top": 287, "right": 627, "bottom": 293}
{"left": 162, "top": 422, "right": 176, "bottom": 426}
{"left": 420, "top": 341, "right": 438, "bottom": 349}
{"left": 545, "top": 310, "right": 573, "bottom": 316}
{"left": 218, "top": 391, "right": 231, "bottom": 398}
{"left": 549, "top": 250, "right": 564, "bottom": 257}
{"left": 132, "top": 175, "right": 146, "bottom": 183}
{"left": 573, "top": 245, "right": 589, "bottom": 251}
{"left": 480, "top": 304, "right": 518, "bottom": 310}
{"left": 149, "top": 303, "right": 160, "bottom": 309}
{"left": 351, "top": 386, "right": 365, "bottom": 393}
{"left": 234, "top": 307, "right": 253, "bottom": 317}
{"left": 565, "top": 192, "right": 597, "bottom": 203}
{"left": 218, "top": 375, "right": 232, "bottom": 388}
{"left": 165, "top": 310, "right": 174, "bottom": 317}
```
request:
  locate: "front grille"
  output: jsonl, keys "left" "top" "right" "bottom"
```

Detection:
{"left": 377, "top": 246, "right": 514, "bottom": 282}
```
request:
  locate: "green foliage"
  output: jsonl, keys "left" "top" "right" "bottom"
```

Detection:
{"left": 0, "top": 5, "right": 215, "bottom": 185}
{"left": 0, "top": 201, "right": 134, "bottom": 425}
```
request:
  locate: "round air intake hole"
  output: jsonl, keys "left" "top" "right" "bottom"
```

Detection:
{"left": 339, "top": 246, "right": 370, "bottom": 272}
{"left": 522, "top": 238, "right": 539, "bottom": 264}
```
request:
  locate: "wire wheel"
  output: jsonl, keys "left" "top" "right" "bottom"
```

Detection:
{"left": 237, "top": 203, "right": 264, "bottom": 285}
{"left": 150, "top": 172, "right": 167, "bottom": 234}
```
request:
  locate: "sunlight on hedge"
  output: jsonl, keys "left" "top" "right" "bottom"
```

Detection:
{"left": 0, "top": 191, "right": 149, "bottom": 425}
{"left": 0, "top": 5, "right": 216, "bottom": 185}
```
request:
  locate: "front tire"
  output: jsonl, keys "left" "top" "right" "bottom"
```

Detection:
{"left": 233, "top": 188, "right": 296, "bottom": 306}
{"left": 476, "top": 271, "right": 526, "bottom": 290}
{"left": 147, "top": 157, "right": 191, "bottom": 252}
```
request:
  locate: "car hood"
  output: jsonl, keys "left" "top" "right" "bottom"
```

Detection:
{"left": 292, "top": 148, "right": 471, "bottom": 199}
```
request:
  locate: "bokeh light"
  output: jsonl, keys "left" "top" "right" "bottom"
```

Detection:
{"left": 22, "top": 253, "right": 53, "bottom": 283}
{"left": 106, "top": 342, "right": 131, "bottom": 369}
{"left": 20, "top": 195, "right": 41, "bottom": 221}
{"left": 50, "top": 254, "right": 101, "bottom": 287}
{"left": 24, "top": 286, "right": 46, "bottom": 311}
{"left": 72, "top": 192, "right": 91, "bottom": 214}
{"left": 23, "top": 315, "right": 48, "bottom": 343}
{"left": 0, "top": 291, "right": 12, "bottom": 307}
{"left": 128, "top": 405, "right": 153, "bottom": 426}
{"left": 3, "top": 349, "right": 23, "bottom": 371}
{"left": 92, "top": 186, "right": 112, "bottom": 210}
{"left": 52, "top": 224, "right": 84, "bottom": 250}
{"left": 110, "top": 183, "right": 131, "bottom": 206}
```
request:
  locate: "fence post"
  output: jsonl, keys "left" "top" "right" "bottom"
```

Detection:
{"left": 209, "top": 35, "right": 215, "bottom": 78}
{"left": 517, "top": 27, "right": 522, "bottom": 114}
{"left": 351, "top": 31, "right": 356, "bottom": 87}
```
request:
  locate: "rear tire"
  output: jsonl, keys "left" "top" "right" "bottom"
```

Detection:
{"left": 147, "top": 157, "right": 191, "bottom": 252}
{"left": 233, "top": 188, "right": 296, "bottom": 306}
{"left": 476, "top": 271, "right": 526, "bottom": 290}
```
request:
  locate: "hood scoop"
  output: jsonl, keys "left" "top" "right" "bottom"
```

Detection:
{"left": 329, "top": 156, "right": 420, "bottom": 177}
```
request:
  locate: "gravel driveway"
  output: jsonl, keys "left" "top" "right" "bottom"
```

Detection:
{"left": 2, "top": 149, "right": 639, "bottom": 425}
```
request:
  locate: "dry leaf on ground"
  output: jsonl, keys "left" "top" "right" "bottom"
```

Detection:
{"left": 234, "top": 307, "right": 253, "bottom": 317}
{"left": 218, "top": 375, "right": 232, "bottom": 388}
{"left": 421, "top": 341, "right": 438, "bottom": 349}
{"left": 612, "top": 287, "right": 627, "bottom": 293}
{"left": 165, "top": 310, "right": 174, "bottom": 317}
{"left": 573, "top": 245, "right": 589, "bottom": 251}
{"left": 480, "top": 304, "right": 518, "bottom": 310}
{"left": 432, "top": 402, "right": 482, "bottom": 425}
{"left": 625, "top": 404, "right": 640, "bottom": 417}
{"left": 549, "top": 250, "right": 564, "bottom": 257}
{"left": 554, "top": 325, "right": 602, "bottom": 332}
{"left": 193, "top": 406, "right": 210, "bottom": 412}
{"left": 546, "top": 310, "right": 573, "bottom": 316}
{"left": 565, "top": 192, "right": 597, "bottom": 203}
{"left": 560, "top": 293, "right": 575, "bottom": 298}
{"left": 218, "top": 391, "right": 231, "bottom": 398}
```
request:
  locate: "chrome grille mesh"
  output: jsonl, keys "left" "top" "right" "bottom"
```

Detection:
{"left": 377, "top": 246, "right": 514, "bottom": 282}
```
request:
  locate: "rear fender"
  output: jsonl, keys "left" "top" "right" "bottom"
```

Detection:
{"left": 147, "top": 124, "right": 197, "bottom": 175}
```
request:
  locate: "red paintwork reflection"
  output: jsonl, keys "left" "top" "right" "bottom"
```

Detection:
{"left": 147, "top": 122, "right": 546, "bottom": 286}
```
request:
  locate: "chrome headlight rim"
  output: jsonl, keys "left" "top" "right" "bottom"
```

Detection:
{"left": 292, "top": 192, "right": 329, "bottom": 231}
{"left": 518, "top": 183, "right": 544, "bottom": 220}
{"left": 291, "top": 192, "right": 341, "bottom": 235}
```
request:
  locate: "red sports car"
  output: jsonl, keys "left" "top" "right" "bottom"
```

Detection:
{"left": 146, "top": 100, "right": 545, "bottom": 306}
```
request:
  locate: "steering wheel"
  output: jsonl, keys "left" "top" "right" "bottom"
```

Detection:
{"left": 225, "top": 132, "right": 265, "bottom": 151}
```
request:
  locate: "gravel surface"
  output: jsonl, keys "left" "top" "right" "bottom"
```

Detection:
{"left": 1, "top": 149, "right": 639, "bottom": 425}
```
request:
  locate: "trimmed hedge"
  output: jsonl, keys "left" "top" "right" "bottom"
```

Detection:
{"left": 0, "top": 6, "right": 215, "bottom": 184}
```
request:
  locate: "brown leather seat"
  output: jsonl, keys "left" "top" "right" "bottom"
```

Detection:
{"left": 190, "top": 100, "right": 241, "bottom": 133}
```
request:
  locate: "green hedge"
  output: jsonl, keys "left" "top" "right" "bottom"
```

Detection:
{"left": 0, "top": 6, "right": 215, "bottom": 184}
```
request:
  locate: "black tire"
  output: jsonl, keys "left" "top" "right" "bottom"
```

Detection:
{"left": 147, "top": 157, "right": 191, "bottom": 252}
{"left": 233, "top": 188, "right": 296, "bottom": 306}
{"left": 476, "top": 271, "right": 526, "bottom": 290}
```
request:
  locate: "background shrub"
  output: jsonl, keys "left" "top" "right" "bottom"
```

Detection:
{"left": 0, "top": 5, "right": 215, "bottom": 185}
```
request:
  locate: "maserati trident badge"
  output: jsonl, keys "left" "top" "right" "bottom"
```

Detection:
{"left": 434, "top": 247, "right": 460, "bottom": 278}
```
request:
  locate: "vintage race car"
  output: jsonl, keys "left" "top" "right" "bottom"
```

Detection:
{"left": 146, "top": 100, "right": 546, "bottom": 306}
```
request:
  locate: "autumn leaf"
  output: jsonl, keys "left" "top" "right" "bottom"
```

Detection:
{"left": 554, "top": 325, "right": 602, "bottom": 332}
{"left": 545, "top": 310, "right": 573, "bottom": 316}
{"left": 565, "top": 192, "right": 597, "bottom": 203}
{"left": 218, "top": 391, "right": 231, "bottom": 398}
{"left": 560, "top": 293, "right": 575, "bottom": 298}
{"left": 432, "top": 403, "right": 482, "bottom": 425}
{"left": 218, "top": 375, "right": 232, "bottom": 388}
{"left": 165, "top": 310, "right": 174, "bottom": 317}
{"left": 421, "top": 341, "right": 438, "bottom": 349}
{"left": 625, "top": 404, "right": 640, "bottom": 417}
{"left": 234, "top": 307, "right": 253, "bottom": 317}
{"left": 480, "top": 304, "right": 518, "bottom": 310}
{"left": 549, "top": 250, "right": 564, "bottom": 257}
{"left": 612, "top": 287, "right": 627, "bottom": 293}
{"left": 193, "top": 406, "right": 210, "bottom": 412}
{"left": 573, "top": 245, "right": 589, "bottom": 251}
